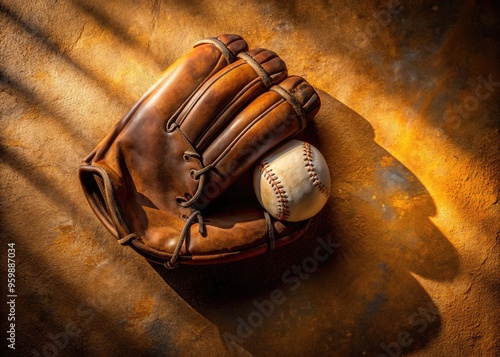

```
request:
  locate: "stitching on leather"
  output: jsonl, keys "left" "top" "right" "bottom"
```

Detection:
{"left": 304, "top": 92, "right": 319, "bottom": 112}
{"left": 260, "top": 160, "right": 290, "bottom": 220}
{"left": 195, "top": 77, "right": 261, "bottom": 147}
{"left": 166, "top": 55, "right": 229, "bottom": 132}
{"left": 193, "top": 37, "right": 235, "bottom": 63}
{"left": 270, "top": 85, "right": 307, "bottom": 131}
{"left": 303, "top": 142, "right": 330, "bottom": 198}
{"left": 176, "top": 61, "right": 246, "bottom": 128}
{"left": 258, "top": 53, "right": 278, "bottom": 66}
{"left": 238, "top": 52, "right": 272, "bottom": 88}
{"left": 211, "top": 99, "right": 284, "bottom": 166}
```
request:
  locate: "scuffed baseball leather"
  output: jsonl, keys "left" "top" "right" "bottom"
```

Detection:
{"left": 79, "top": 34, "right": 321, "bottom": 267}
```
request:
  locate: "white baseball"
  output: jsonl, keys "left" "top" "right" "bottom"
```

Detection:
{"left": 253, "top": 140, "right": 331, "bottom": 222}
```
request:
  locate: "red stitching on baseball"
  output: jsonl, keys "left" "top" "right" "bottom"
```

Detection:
{"left": 303, "top": 142, "right": 330, "bottom": 198}
{"left": 259, "top": 160, "right": 290, "bottom": 220}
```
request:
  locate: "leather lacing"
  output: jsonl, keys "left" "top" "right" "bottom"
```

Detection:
{"left": 165, "top": 151, "right": 212, "bottom": 269}
{"left": 177, "top": 151, "right": 215, "bottom": 207}
{"left": 87, "top": 36, "right": 283, "bottom": 268}
{"left": 161, "top": 45, "right": 277, "bottom": 268}
{"left": 159, "top": 46, "right": 282, "bottom": 269}
{"left": 165, "top": 210, "right": 205, "bottom": 269}
{"left": 165, "top": 151, "right": 276, "bottom": 268}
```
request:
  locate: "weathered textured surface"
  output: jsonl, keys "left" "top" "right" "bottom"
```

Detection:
{"left": 0, "top": 0, "right": 498, "bottom": 356}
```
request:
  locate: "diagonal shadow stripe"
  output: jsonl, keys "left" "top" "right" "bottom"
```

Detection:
{"left": 0, "top": 2, "right": 135, "bottom": 108}
{"left": 0, "top": 234, "right": 157, "bottom": 356}
{"left": 0, "top": 71, "right": 93, "bottom": 150}
{"left": 69, "top": 0, "right": 165, "bottom": 67}
{"left": 0, "top": 144, "right": 80, "bottom": 218}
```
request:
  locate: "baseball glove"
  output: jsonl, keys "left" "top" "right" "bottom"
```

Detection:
{"left": 79, "top": 34, "right": 321, "bottom": 268}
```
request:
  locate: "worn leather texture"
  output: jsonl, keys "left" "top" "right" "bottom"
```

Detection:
{"left": 79, "top": 34, "right": 321, "bottom": 267}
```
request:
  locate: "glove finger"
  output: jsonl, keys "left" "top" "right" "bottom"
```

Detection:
{"left": 147, "top": 34, "right": 249, "bottom": 123}
{"left": 194, "top": 76, "right": 320, "bottom": 209}
{"left": 172, "top": 48, "right": 288, "bottom": 149}
{"left": 84, "top": 34, "right": 247, "bottom": 164}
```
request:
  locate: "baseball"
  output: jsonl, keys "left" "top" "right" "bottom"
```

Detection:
{"left": 253, "top": 140, "right": 331, "bottom": 222}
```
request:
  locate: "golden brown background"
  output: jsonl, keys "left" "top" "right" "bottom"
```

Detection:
{"left": 1, "top": 0, "right": 498, "bottom": 356}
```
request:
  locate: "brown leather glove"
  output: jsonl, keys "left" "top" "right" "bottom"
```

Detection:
{"left": 79, "top": 34, "right": 321, "bottom": 268}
